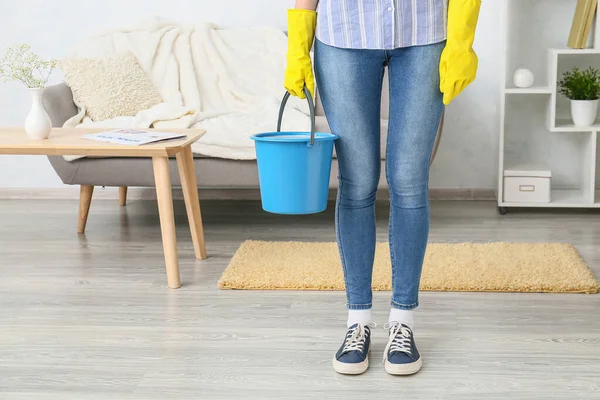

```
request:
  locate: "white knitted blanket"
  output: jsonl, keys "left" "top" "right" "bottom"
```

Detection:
{"left": 63, "top": 19, "right": 310, "bottom": 160}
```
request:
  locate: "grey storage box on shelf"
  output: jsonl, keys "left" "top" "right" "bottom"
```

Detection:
{"left": 503, "top": 168, "right": 552, "bottom": 203}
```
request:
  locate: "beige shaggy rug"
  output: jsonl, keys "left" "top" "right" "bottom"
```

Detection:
{"left": 218, "top": 241, "right": 599, "bottom": 293}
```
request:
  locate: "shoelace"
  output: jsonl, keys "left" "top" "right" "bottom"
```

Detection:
{"left": 341, "top": 323, "right": 376, "bottom": 354}
{"left": 383, "top": 322, "right": 413, "bottom": 363}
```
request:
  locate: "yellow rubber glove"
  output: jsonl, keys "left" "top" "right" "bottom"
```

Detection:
{"left": 439, "top": 0, "right": 482, "bottom": 105}
{"left": 284, "top": 9, "right": 317, "bottom": 99}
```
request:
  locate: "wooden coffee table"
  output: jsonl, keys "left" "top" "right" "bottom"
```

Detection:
{"left": 0, "top": 128, "right": 207, "bottom": 289}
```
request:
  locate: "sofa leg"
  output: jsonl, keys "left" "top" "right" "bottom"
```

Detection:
{"left": 78, "top": 185, "right": 94, "bottom": 234}
{"left": 119, "top": 186, "right": 128, "bottom": 206}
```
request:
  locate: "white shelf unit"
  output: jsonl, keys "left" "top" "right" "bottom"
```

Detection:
{"left": 499, "top": 0, "right": 600, "bottom": 210}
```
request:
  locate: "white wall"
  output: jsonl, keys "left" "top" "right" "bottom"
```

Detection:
{"left": 0, "top": 0, "right": 502, "bottom": 189}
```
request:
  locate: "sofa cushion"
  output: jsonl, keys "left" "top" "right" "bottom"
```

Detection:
{"left": 59, "top": 52, "right": 163, "bottom": 121}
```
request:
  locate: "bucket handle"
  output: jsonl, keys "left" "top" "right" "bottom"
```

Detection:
{"left": 277, "top": 87, "right": 316, "bottom": 147}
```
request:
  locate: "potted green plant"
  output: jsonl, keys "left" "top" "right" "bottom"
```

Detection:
{"left": 0, "top": 44, "right": 56, "bottom": 139}
{"left": 558, "top": 66, "right": 600, "bottom": 127}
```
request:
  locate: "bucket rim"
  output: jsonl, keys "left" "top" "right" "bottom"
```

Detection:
{"left": 251, "top": 131, "right": 339, "bottom": 142}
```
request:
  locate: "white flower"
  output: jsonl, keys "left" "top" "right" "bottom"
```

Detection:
{"left": 0, "top": 44, "right": 56, "bottom": 88}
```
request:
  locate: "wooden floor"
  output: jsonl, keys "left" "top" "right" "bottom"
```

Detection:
{"left": 0, "top": 199, "right": 599, "bottom": 399}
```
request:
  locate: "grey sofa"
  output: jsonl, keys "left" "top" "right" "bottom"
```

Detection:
{"left": 43, "top": 77, "right": 442, "bottom": 196}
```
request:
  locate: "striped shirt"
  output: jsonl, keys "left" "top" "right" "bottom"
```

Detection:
{"left": 316, "top": 0, "right": 448, "bottom": 50}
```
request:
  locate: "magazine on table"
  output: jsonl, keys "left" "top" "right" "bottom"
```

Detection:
{"left": 83, "top": 129, "right": 187, "bottom": 146}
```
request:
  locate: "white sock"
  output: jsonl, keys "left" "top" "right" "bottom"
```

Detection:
{"left": 388, "top": 308, "right": 414, "bottom": 330}
{"left": 347, "top": 309, "right": 373, "bottom": 328}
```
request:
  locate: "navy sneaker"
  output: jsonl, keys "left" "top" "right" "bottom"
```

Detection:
{"left": 332, "top": 323, "right": 373, "bottom": 375}
{"left": 383, "top": 322, "right": 422, "bottom": 375}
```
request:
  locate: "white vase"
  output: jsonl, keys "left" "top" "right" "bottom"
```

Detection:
{"left": 24, "top": 87, "right": 52, "bottom": 140}
{"left": 570, "top": 99, "right": 599, "bottom": 127}
{"left": 513, "top": 68, "right": 535, "bottom": 88}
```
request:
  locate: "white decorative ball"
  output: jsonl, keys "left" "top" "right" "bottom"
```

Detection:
{"left": 513, "top": 68, "right": 535, "bottom": 88}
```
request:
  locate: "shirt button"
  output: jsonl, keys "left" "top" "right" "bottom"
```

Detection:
{"left": 388, "top": 7, "right": 393, "bottom": 11}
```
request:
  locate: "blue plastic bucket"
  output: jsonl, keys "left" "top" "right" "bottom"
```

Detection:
{"left": 251, "top": 88, "right": 339, "bottom": 214}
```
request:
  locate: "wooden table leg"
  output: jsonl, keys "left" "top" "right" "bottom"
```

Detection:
{"left": 152, "top": 156, "right": 181, "bottom": 289}
{"left": 78, "top": 185, "right": 94, "bottom": 234}
{"left": 176, "top": 145, "right": 207, "bottom": 260}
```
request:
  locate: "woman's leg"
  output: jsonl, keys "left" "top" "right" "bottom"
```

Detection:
{"left": 314, "top": 40, "right": 385, "bottom": 317}
{"left": 381, "top": 40, "right": 445, "bottom": 376}
{"left": 386, "top": 41, "right": 445, "bottom": 315}
{"left": 315, "top": 39, "right": 386, "bottom": 376}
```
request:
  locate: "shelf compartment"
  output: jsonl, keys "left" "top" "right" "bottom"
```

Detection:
{"left": 504, "top": 95, "right": 596, "bottom": 204}
{"left": 553, "top": 52, "right": 600, "bottom": 131}
{"left": 550, "top": 131, "right": 596, "bottom": 203}
{"left": 504, "top": 94, "right": 553, "bottom": 169}
{"left": 505, "top": 0, "right": 579, "bottom": 89}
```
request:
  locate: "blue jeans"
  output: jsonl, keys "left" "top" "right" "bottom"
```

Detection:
{"left": 314, "top": 39, "right": 445, "bottom": 311}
